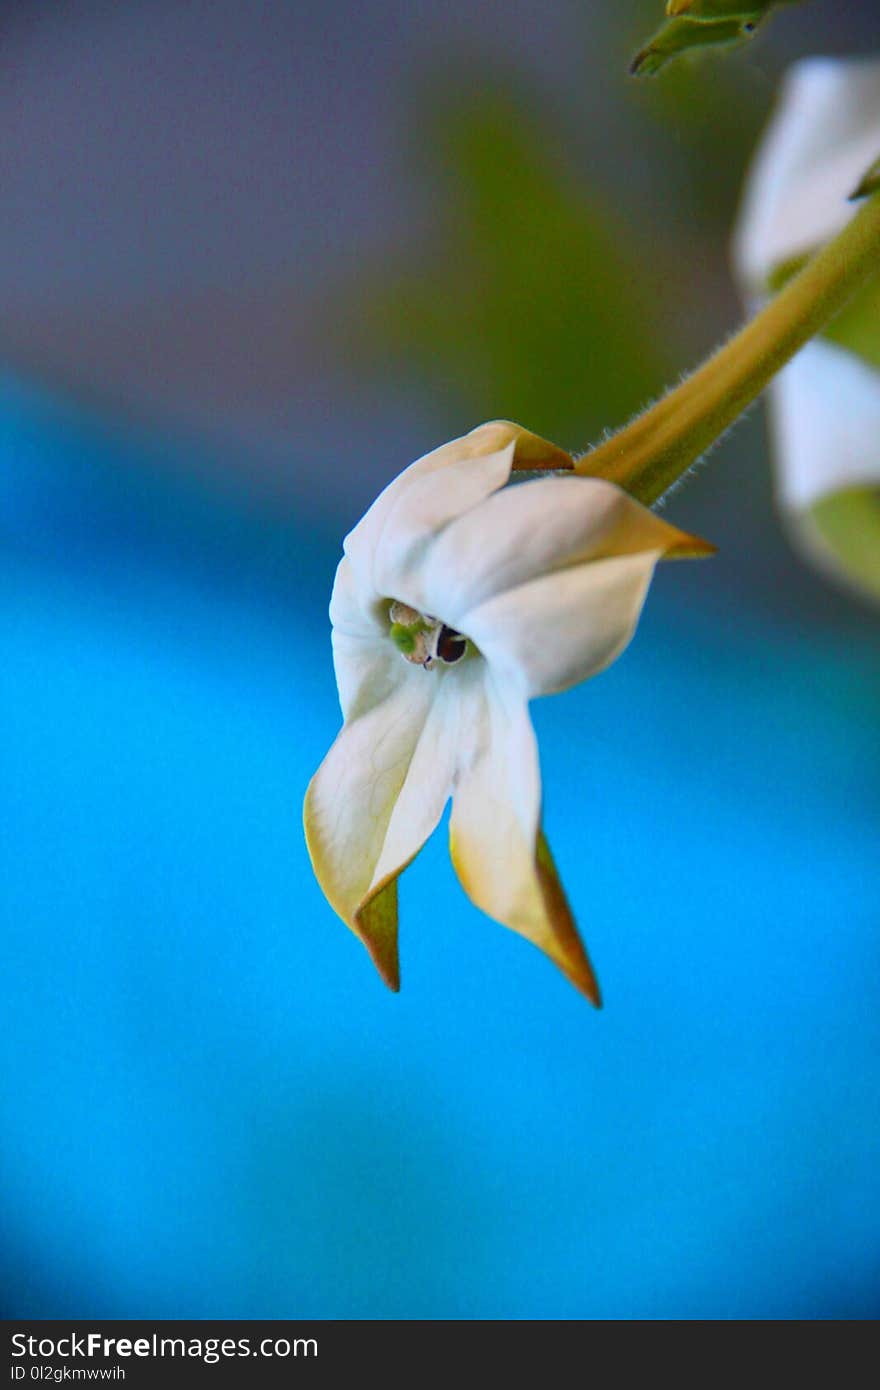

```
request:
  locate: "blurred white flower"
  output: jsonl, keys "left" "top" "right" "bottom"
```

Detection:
{"left": 303, "top": 421, "right": 712, "bottom": 1001}
{"left": 734, "top": 56, "right": 880, "bottom": 599}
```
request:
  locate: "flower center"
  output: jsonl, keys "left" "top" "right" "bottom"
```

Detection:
{"left": 388, "top": 601, "right": 468, "bottom": 669}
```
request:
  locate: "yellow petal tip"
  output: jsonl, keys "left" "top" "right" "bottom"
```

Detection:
{"left": 665, "top": 532, "right": 718, "bottom": 560}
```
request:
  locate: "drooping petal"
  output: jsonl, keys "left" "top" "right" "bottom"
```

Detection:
{"left": 304, "top": 670, "right": 431, "bottom": 979}
{"left": 304, "top": 664, "right": 470, "bottom": 989}
{"left": 307, "top": 422, "right": 578, "bottom": 991}
{"left": 448, "top": 670, "right": 600, "bottom": 1003}
{"left": 342, "top": 421, "right": 575, "bottom": 615}
{"left": 734, "top": 57, "right": 880, "bottom": 291}
{"left": 413, "top": 475, "right": 712, "bottom": 626}
{"left": 769, "top": 338, "right": 880, "bottom": 598}
{"left": 630, "top": 13, "right": 763, "bottom": 79}
{"left": 772, "top": 338, "right": 880, "bottom": 510}
{"left": 461, "top": 550, "right": 669, "bottom": 700}
{"left": 365, "top": 665, "right": 473, "bottom": 891}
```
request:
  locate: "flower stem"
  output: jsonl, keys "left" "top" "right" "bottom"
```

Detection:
{"left": 576, "top": 191, "right": 880, "bottom": 504}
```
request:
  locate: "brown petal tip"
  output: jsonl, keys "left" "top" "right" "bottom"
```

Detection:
{"left": 355, "top": 880, "right": 401, "bottom": 993}
{"left": 471, "top": 420, "right": 576, "bottom": 473}
{"left": 536, "top": 832, "right": 603, "bottom": 1009}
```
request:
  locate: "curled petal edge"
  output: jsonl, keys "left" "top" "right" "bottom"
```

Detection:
{"left": 474, "top": 420, "right": 576, "bottom": 473}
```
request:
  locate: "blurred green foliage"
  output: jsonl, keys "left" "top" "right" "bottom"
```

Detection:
{"left": 633, "top": 58, "right": 767, "bottom": 228}
{"left": 809, "top": 488, "right": 880, "bottom": 596}
{"left": 630, "top": 1, "right": 804, "bottom": 76}
{"left": 326, "top": 0, "right": 785, "bottom": 490}
{"left": 345, "top": 81, "right": 673, "bottom": 447}
{"left": 826, "top": 277, "right": 880, "bottom": 370}
{"left": 337, "top": 38, "right": 767, "bottom": 449}
{"left": 631, "top": 15, "right": 762, "bottom": 77}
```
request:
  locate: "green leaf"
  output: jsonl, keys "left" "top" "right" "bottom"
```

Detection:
{"left": 630, "top": 15, "right": 762, "bottom": 77}
{"left": 665, "top": 0, "right": 800, "bottom": 19}
{"left": 630, "top": 1, "right": 804, "bottom": 75}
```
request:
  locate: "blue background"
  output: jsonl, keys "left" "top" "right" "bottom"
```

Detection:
{"left": 1, "top": 1, "right": 879, "bottom": 1319}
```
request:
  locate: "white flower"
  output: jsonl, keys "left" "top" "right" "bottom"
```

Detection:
{"left": 303, "top": 421, "right": 712, "bottom": 1001}
{"left": 733, "top": 56, "right": 880, "bottom": 599}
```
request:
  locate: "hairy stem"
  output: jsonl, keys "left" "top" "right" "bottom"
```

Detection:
{"left": 577, "top": 192, "right": 880, "bottom": 504}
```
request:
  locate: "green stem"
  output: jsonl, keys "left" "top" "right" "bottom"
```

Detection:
{"left": 576, "top": 191, "right": 880, "bottom": 504}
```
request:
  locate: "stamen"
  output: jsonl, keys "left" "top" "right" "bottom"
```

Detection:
{"left": 389, "top": 601, "right": 422, "bottom": 627}
{"left": 388, "top": 602, "right": 468, "bottom": 668}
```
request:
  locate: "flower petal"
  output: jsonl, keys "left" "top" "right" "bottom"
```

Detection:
{"left": 366, "top": 664, "right": 473, "bottom": 890}
{"left": 461, "top": 550, "right": 665, "bottom": 699}
{"left": 330, "top": 627, "right": 402, "bottom": 725}
{"left": 327, "top": 554, "right": 382, "bottom": 639}
{"left": 342, "top": 423, "right": 512, "bottom": 607}
{"left": 771, "top": 338, "right": 880, "bottom": 510}
{"left": 370, "top": 442, "right": 515, "bottom": 609}
{"left": 304, "top": 663, "right": 470, "bottom": 988}
{"left": 734, "top": 57, "right": 880, "bottom": 291}
{"left": 342, "top": 421, "right": 575, "bottom": 615}
{"left": 448, "top": 672, "right": 599, "bottom": 1003}
{"left": 303, "top": 669, "right": 432, "bottom": 967}
{"left": 769, "top": 338, "right": 880, "bottom": 599}
{"left": 354, "top": 880, "right": 400, "bottom": 994}
{"left": 415, "top": 475, "right": 711, "bottom": 625}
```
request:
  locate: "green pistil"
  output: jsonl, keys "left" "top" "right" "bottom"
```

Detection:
{"left": 390, "top": 622, "right": 419, "bottom": 655}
